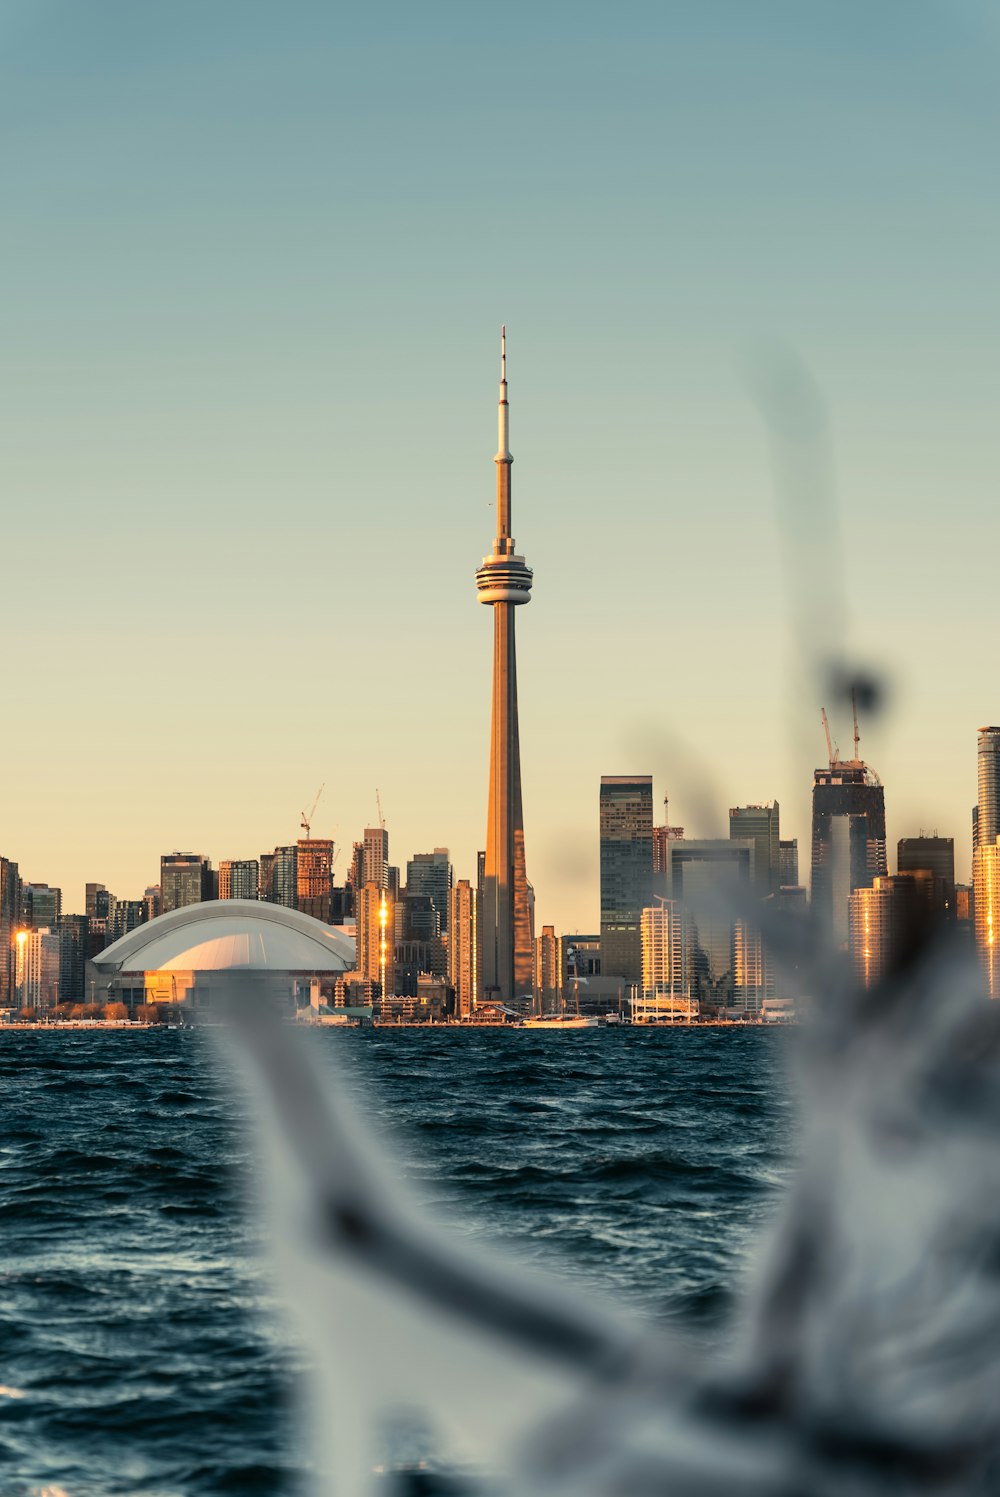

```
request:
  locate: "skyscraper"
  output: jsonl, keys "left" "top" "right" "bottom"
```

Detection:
{"left": 599, "top": 775, "right": 654, "bottom": 983}
{"left": 0, "top": 856, "right": 22, "bottom": 1007}
{"left": 729, "top": 804, "right": 780, "bottom": 896}
{"left": 160, "top": 854, "right": 213, "bottom": 914}
{"left": 260, "top": 846, "right": 297, "bottom": 909}
{"left": 22, "top": 883, "right": 62, "bottom": 929}
{"left": 779, "top": 839, "right": 799, "bottom": 888}
{"left": 476, "top": 329, "right": 534, "bottom": 1003}
{"left": 448, "top": 878, "right": 480, "bottom": 1019}
{"left": 219, "top": 859, "right": 260, "bottom": 901}
{"left": 661, "top": 839, "right": 760, "bottom": 1009}
{"left": 534, "top": 925, "right": 560, "bottom": 1014}
{"left": 811, "top": 765, "right": 887, "bottom": 942}
{"left": 406, "top": 850, "right": 453, "bottom": 933}
{"left": 363, "top": 827, "right": 389, "bottom": 892}
{"left": 357, "top": 881, "right": 394, "bottom": 998}
{"left": 974, "top": 839, "right": 1000, "bottom": 998}
{"left": 297, "top": 839, "right": 334, "bottom": 922}
{"left": 977, "top": 727, "right": 1000, "bottom": 848}
{"left": 849, "top": 876, "right": 920, "bottom": 990}
{"left": 897, "top": 836, "right": 955, "bottom": 921}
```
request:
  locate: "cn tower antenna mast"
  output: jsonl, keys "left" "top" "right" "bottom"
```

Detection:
{"left": 476, "top": 327, "right": 535, "bottom": 1005}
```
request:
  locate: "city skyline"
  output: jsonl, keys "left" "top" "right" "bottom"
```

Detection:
{"left": 2, "top": 3, "right": 997, "bottom": 931}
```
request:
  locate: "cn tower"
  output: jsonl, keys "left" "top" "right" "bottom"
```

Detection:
{"left": 476, "top": 328, "right": 534, "bottom": 1004}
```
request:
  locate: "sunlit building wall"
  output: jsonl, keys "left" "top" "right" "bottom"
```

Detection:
{"left": 19, "top": 927, "right": 61, "bottom": 1010}
{"left": 977, "top": 727, "right": 1000, "bottom": 849}
{"left": 973, "top": 838, "right": 1000, "bottom": 999}
{"left": 219, "top": 859, "right": 260, "bottom": 901}
{"left": 640, "top": 902, "right": 689, "bottom": 996}
{"left": 448, "top": 878, "right": 480, "bottom": 1018}
{"left": 363, "top": 827, "right": 389, "bottom": 891}
{"left": 849, "top": 875, "right": 918, "bottom": 990}
{"left": 296, "top": 840, "right": 333, "bottom": 923}
{"left": 357, "top": 881, "right": 394, "bottom": 996}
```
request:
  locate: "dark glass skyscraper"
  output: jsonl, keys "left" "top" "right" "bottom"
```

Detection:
{"left": 599, "top": 776, "right": 654, "bottom": 983}
{"left": 406, "top": 849, "right": 453, "bottom": 934}
{"left": 811, "top": 765, "right": 887, "bottom": 941}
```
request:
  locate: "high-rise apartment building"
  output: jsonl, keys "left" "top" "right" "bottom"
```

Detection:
{"left": 86, "top": 883, "right": 116, "bottom": 922}
{"left": 356, "top": 881, "right": 394, "bottom": 997}
{"left": 640, "top": 903, "right": 690, "bottom": 998}
{"left": 811, "top": 765, "right": 887, "bottom": 942}
{"left": 110, "top": 900, "right": 147, "bottom": 943}
{"left": 144, "top": 886, "right": 161, "bottom": 922}
{"left": 0, "top": 856, "right": 22, "bottom": 1006}
{"left": 23, "top": 883, "right": 62, "bottom": 929}
{"left": 448, "top": 878, "right": 481, "bottom": 1019}
{"left": 260, "top": 846, "right": 297, "bottom": 909}
{"left": 974, "top": 837, "right": 1000, "bottom": 998}
{"left": 406, "top": 850, "right": 453, "bottom": 933}
{"left": 534, "top": 925, "right": 560, "bottom": 1014}
{"left": 729, "top": 804, "right": 780, "bottom": 896}
{"left": 219, "top": 859, "right": 260, "bottom": 901}
{"left": 297, "top": 840, "right": 333, "bottom": 922}
{"left": 661, "top": 839, "right": 758, "bottom": 1008}
{"left": 600, "top": 776, "right": 654, "bottom": 984}
{"left": 977, "top": 728, "right": 1000, "bottom": 849}
{"left": 652, "top": 796, "right": 684, "bottom": 874}
{"left": 58, "top": 914, "right": 89, "bottom": 1003}
{"left": 160, "top": 854, "right": 213, "bottom": 915}
{"left": 476, "top": 330, "right": 535, "bottom": 1004}
{"left": 779, "top": 839, "right": 799, "bottom": 888}
{"left": 362, "top": 827, "right": 389, "bottom": 892}
{"left": 849, "top": 876, "right": 919, "bottom": 990}
{"left": 897, "top": 836, "right": 955, "bottom": 921}
{"left": 17, "top": 927, "right": 61, "bottom": 1010}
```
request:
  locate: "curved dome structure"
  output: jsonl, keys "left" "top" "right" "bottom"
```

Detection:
{"left": 96, "top": 899, "right": 355, "bottom": 975}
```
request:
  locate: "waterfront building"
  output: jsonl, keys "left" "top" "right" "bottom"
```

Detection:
{"left": 17, "top": 926, "right": 61, "bottom": 1010}
{"left": 640, "top": 902, "right": 690, "bottom": 997}
{"left": 363, "top": 827, "right": 389, "bottom": 892}
{"left": 849, "top": 875, "right": 920, "bottom": 989}
{"left": 476, "top": 329, "right": 535, "bottom": 1005}
{"left": 977, "top": 727, "right": 1000, "bottom": 848}
{"left": 779, "top": 839, "right": 799, "bottom": 888}
{"left": 297, "top": 839, "right": 334, "bottom": 923}
{"left": 0, "top": 856, "right": 22, "bottom": 1006}
{"left": 973, "top": 837, "right": 1000, "bottom": 998}
{"left": 811, "top": 765, "right": 887, "bottom": 943}
{"left": 600, "top": 775, "right": 654, "bottom": 985}
{"left": 357, "top": 880, "right": 394, "bottom": 996}
{"left": 58, "top": 914, "right": 89, "bottom": 1003}
{"left": 92, "top": 901, "right": 355, "bottom": 1012}
{"left": 160, "top": 854, "right": 213, "bottom": 915}
{"left": 448, "top": 878, "right": 480, "bottom": 1018}
{"left": 534, "top": 924, "right": 560, "bottom": 1014}
{"left": 897, "top": 836, "right": 955, "bottom": 921}
{"left": 730, "top": 803, "right": 780, "bottom": 896}
{"left": 406, "top": 850, "right": 453, "bottom": 933}
{"left": 219, "top": 859, "right": 260, "bottom": 902}
{"left": 661, "top": 839, "right": 756, "bottom": 1008}
{"left": 23, "top": 883, "right": 62, "bottom": 930}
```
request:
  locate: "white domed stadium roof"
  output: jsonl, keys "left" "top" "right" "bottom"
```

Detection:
{"left": 94, "top": 900, "right": 355, "bottom": 975}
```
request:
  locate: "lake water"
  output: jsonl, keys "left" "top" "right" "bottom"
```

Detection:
{"left": 0, "top": 1025, "right": 795, "bottom": 1494}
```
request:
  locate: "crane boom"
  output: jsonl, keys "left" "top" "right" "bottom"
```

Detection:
{"left": 851, "top": 687, "right": 861, "bottom": 763}
{"left": 375, "top": 788, "right": 385, "bottom": 830}
{"left": 821, "top": 708, "right": 839, "bottom": 769}
{"left": 300, "top": 783, "right": 325, "bottom": 840}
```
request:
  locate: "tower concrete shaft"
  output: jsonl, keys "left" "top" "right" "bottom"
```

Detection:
{"left": 476, "top": 329, "right": 534, "bottom": 1002}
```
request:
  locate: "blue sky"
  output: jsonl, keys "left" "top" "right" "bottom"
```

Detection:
{"left": 1, "top": 0, "right": 997, "bottom": 926}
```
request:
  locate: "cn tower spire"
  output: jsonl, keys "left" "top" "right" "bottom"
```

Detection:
{"left": 476, "top": 326, "right": 534, "bottom": 1005}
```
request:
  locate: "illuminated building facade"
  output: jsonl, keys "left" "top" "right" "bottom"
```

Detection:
{"left": 363, "top": 827, "right": 389, "bottom": 892}
{"left": 476, "top": 329, "right": 534, "bottom": 1004}
{"left": 600, "top": 775, "right": 654, "bottom": 984}
{"left": 849, "top": 875, "right": 919, "bottom": 990}
{"left": 974, "top": 837, "right": 1000, "bottom": 998}
{"left": 297, "top": 839, "right": 334, "bottom": 923}
{"left": 219, "top": 859, "right": 260, "bottom": 901}
{"left": 977, "top": 727, "right": 1000, "bottom": 848}
{"left": 448, "top": 878, "right": 480, "bottom": 1018}
{"left": 357, "top": 880, "right": 394, "bottom": 996}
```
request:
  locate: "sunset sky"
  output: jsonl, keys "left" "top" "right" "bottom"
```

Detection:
{"left": 2, "top": 0, "right": 997, "bottom": 929}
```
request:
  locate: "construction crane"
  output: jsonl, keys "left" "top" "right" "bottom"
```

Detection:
{"left": 851, "top": 687, "right": 861, "bottom": 763}
{"left": 820, "top": 708, "right": 839, "bottom": 769}
{"left": 300, "top": 784, "right": 325, "bottom": 840}
{"left": 375, "top": 788, "right": 385, "bottom": 830}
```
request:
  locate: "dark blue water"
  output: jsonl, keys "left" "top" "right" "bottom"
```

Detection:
{"left": 0, "top": 1027, "right": 794, "bottom": 1495}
